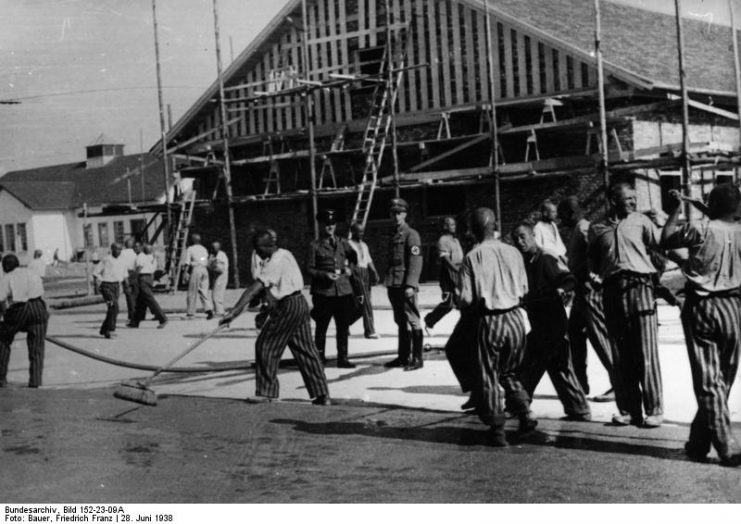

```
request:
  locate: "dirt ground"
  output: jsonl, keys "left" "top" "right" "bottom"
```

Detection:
{"left": 1, "top": 387, "right": 739, "bottom": 503}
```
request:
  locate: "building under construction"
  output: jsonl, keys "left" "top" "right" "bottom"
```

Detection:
{"left": 152, "top": 0, "right": 741, "bottom": 284}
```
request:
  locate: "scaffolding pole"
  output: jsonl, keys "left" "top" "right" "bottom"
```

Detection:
{"left": 594, "top": 0, "right": 610, "bottom": 207}
{"left": 151, "top": 0, "right": 172, "bottom": 250}
{"left": 483, "top": 0, "right": 501, "bottom": 233}
{"left": 730, "top": 0, "right": 741, "bottom": 149}
{"left": 302, "top": 0, "right": 319, "bottom": 239}
{"left": 213, "top": 0, "right": 241, "bottom": 288}
{"left": 385, "top": 0, "right": 401, "bottom": 199}
{"left": 674, "top": 0, "right": 692, "bottom": 217}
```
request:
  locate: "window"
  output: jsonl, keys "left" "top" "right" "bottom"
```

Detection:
{"left": 4, "top": 224, "right": 15, "bottom": 252}
{"left": 659, "top": 171, "right": 682, "bottom": 215}
{"left": 98, "top": 223, "right": 109, "bottom": 247}
{"left": 130, "top": 219, "right": 148, "bottom": 243}
{"left": 715, "top": 171, "right": 735, "bottom": 186}
{"left": 16, "top": 223, "right": 28, "bottom": 252}
{"left": 83, "top": 224, "right": 94, "bottom": 249}
{"left": 113, "top": 221, "right": 125, "bottom": 244}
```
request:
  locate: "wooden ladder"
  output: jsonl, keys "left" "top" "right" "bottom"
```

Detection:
{"left": 167, "top": 190, "right": 196, "bottom": 290}
{"left": 351, "top": 23, "right": 410, "bottom": 227}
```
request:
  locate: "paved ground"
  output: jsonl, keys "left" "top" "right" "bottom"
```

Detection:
{"left": 1, "top": 284, "right": 740, "bottom": 503}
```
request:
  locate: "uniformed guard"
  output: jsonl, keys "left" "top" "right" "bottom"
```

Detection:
{"left": 384, "top": 198, "right": 424, "bottom": 371}
{"left": 307, "top": 209, "right": 357, "bottom": 368}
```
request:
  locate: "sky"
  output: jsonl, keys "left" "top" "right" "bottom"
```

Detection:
{"left": 0, "top": 0, "right": 735, "bottom": 173}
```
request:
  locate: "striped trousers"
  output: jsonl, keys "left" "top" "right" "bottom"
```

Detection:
{"left": 475, "top": 307, "right": 531, "bottom": 427}
{"left": 0, "top": 298, "right": 50, "bottom": 387}
{"left": 444, "top": 312, "right": 479, "bottom": 393}
{"left": 187, "top": 265, "right": 213, "bottom": 315}
{"left": 603, "top": 273, "right": 663, "bottom": 418}
{"left": 568, "top": 285, "right": 616, "bottom": 394}
{"left": 254, "top": 293, "right": 329, "bottom": 399}
{"left": 681, "top": 292, "right": 741, "bottom": 458}
{"left": 520, "top": 304, "right": 590, "bottom": 417}
{"left": 355, "top": 267, "right": 376, "bottom": 336}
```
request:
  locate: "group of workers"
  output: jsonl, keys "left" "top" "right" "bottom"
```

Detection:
{"left": 0, "top": 179, "right": 739, "bottom": 468}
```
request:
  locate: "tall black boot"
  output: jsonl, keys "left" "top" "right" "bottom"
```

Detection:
{"left": 404, "top": 329, "right": 424, "bottom": 371}
{"left": 385, "top": 327, "right": 410, "bottom": 367}
{"left": 336, "top": 324, "right": 355, "bottom": 369}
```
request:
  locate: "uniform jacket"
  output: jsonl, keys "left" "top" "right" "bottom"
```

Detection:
{"left": 385, "top": 223, "right": 423, "bottom": 289}
{"left": 307, "top": 235, "right": 354, "bottom": 297}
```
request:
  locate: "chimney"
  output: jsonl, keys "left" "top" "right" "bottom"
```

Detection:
{"left": 86, "top": 134, "right": 124, "bottom": 168}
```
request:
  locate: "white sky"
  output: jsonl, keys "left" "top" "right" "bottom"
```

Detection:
{"left": 0, "top": 0, "right": 736, "bottom": 173}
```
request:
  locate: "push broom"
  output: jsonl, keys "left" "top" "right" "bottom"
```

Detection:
{"left": 113, "top": 324, "right": 228, "bottom": 406}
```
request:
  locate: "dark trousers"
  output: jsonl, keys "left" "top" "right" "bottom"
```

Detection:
{"left": 312, "top": 294, "right": 353, "bottom": 361}
{"left": 520, "top": 305, "right": 591, "bottom": 417}
{"left": 681, "top": 292, "right": 741, "bottom": 458}
{"left": 568, "top": 286, "right": 615, "bottom": 395}
{"left": 99, "top": 281, "right": 120, "bottom": 335}
{"left": 425, "top": 290, "right": 456, "bottom": 329}
{"left": 355, "top": 267, "right": 376, "bottom": 336}
{"left": 445, "top": 312, "right": 479, "bottom": 393}
{"left": 475, "top": 308, "right": 531, "bottom": 427}
{"left": 388, "top": 286, "right": 422, "bottom": 361}
{"left": 255, "top": 293, "right": 329, "bottom": 399}
{"left": 0, "top": 298, "right": 49, "bottom": 387}
{"left": 132, "top": 274, "right": 167, "bottom": 325}
{"left": 124, "top": 271, "right": 139, "bottom": 322}
{"left": 603, "top": 273, "right": 663, "bottom": 418}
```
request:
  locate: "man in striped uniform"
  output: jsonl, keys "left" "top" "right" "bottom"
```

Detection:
{"left": 348, "top": 222, "right": 380, "bottom": 339}
{"left": 220, "top": 230, "right": 330, "bottom": 405}
{"left": 129, "top": 244, "right": 168, "bottom": 329}
{"left": 458, "top": 208, "right": 535, "bottom": 446}
{"left": 209, "top": 241, "right": 229, "bottom": 317}
{"left": 92, "top": 243, "right": 126, "bottom": 338}
{"left": 185, "top": 234, "right": 214, "bottom": 320}
{"left": 0, "top": 254, "right": 49, "bottom": 388}
{"left": 511, "top": 222, "right": 591, "bottom": 421}
{"left": 661, "top": 185, "right": 741, "bottom": 467}
{"left": 424, "top": 216, "right": 463, "bottom": 331}
{"left": 558, "top": 196, "right": 616, "bottom": 402}
{"left": 588, "top": 182, "right": 663, "bottom": 428}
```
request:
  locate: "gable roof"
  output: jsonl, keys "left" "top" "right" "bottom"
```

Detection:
{"left": 156, "top": 0, "right": 740, "bottom": 152}
{"left": 0, "top": 154, "right": 166, "bottom": 211}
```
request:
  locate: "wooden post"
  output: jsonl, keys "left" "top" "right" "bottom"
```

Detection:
{"left": 483, "top": 0, "right": 501, "bottom": 233}
{"left": 674, "top": 0, "right": 692, "bottom": 217}
{"left": 301, "top": 0, "right": 319, "bottom": 239}
{"left": 83, "top": 203, "right": 92, "bottom": 296}
{"left": 594, "top": 0, "right": 610, "bottom": 208}
{"left": 151, "top": 0, "right": 172, "bottom": 250}
{"left": 139, "top": 128, "right": 146, "bottom": 201}
{"left": 730, "top": 0, "right": 741, "bottom": 149}
{"left": 385, "top": 0, "right": 401, "bottom": 199}
{"left": 213, "top": 0, "right": 241, "bottom": 288}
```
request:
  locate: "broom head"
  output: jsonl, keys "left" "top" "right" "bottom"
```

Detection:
{"left": 113, "top": 380, "right": 158, "bottom": 406}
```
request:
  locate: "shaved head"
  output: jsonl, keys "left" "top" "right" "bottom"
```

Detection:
{"left": 471, "top": 207, "right": 496, "bottom": 241}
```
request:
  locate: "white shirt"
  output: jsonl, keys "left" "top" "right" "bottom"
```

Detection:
{"left": 348, "top": 239, "right": 373, "bottom": 269}
{"left": 256, "top": 248, "right": 304, "bottom": 299}
{"left": 210, "top": 250, "right": 229, "bottom": 276}
{"left": 93, "top": 255, "right": 126, "bottom": 283}
{"left": 28, "top": 259, "right": 47, "bottom": 279}
{"left": 119, "top": 248, "right": 137, "bottom": 273}
{"left": 135, "top": 252, "right": 158, "bottom": 274}
{"left": 0, "top": 268, "right": 45, "bottom": 305}
{"left": 186, "top": 244, "right": 209, "bottom": 267}
{"left": 533, "top": 221, "right": 567, "bottom": 258}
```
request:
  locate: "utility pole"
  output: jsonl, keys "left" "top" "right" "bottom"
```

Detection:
{"left": 594, "top": 0, "right": 610, "bottom": 209}
{"left": 301, "top": 0, "right": 319, "bottom": 239}
{"left": 730, "top": 0, "right": 741, "bottom": 149}
{"left": 483, "top": 0, "right": 501, "bottom": 233}
{"left": 151, "top": 0, "right": 172, "bottom": 248}
{"left": 674, "top": 0, "right": 692, "bottom": 218}
{"left": 213, "top": 0, "right": 241, "bottom": 287}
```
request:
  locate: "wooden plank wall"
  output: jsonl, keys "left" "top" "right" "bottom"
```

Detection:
{"left": 193, "top": 0, "right": 601, "bottom": 144}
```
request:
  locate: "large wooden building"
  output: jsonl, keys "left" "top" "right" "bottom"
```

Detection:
{"left": 155, "top": 0, "right": 741, "bottom": 283}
